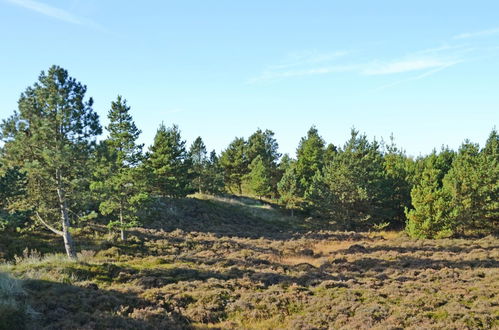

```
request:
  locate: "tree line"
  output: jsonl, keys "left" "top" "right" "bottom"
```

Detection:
{"left": 0, "top": 66, "right": 497, "bottom": 258}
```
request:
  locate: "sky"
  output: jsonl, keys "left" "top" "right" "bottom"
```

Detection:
{"left": 0, "top": 0, "right": 498, "bottom": 158}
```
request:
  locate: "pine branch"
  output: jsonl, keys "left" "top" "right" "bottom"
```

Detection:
{"left": 35, "top": 211, "right": 63, "bottom": 236}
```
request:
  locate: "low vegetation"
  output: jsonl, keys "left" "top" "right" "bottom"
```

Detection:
{"left": 1, "top": 195, "right": 498, "bottom": 329}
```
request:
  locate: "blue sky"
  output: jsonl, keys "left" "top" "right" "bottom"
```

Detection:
{"left": 1, "top": 0, "right": 498, "bottom": 157}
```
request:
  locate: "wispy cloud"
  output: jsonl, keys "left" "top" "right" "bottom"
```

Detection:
{"left": 250, "top": 54, "right": 459, "bottom": 83}
{"left": 250, "top": 27, "right": 499, "bottom": 88}
{"left": 453, "top": 27, "right": 499, "bottom": 40}
{"left": 269, "top": 50, "right": 350, "bottom": 70}
{"left": 6, "top": 0, "right": 82, "bottom": 24}
{"left": 5, "top": 0, "right": 104, "bottom": 30}
{"left": 249, "top": 64, "right": 358, "bottom": 83}
{"left": 248, "top": 50, "right": 356, "bottom": 83}
{"left": 373, "top": 60, "right": 462, "bottom": 91}
{"left": 363, "top": 58, "right": 457, "bottom": 75}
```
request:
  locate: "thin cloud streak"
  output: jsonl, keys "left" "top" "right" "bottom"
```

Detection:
{"left": 373, "top": 60, "right": 462, "bottom": 91}
{"left": 363, "top": 58, "right": 456, "bottom": 75}
{"left": 269, "top": 50, "right": 350, "bottom": 70}
{"left": 248, "top": 64, "right": 358, "bottom": 83}
{"left": 250, "top": 56, "right": 459, "bottom": 83}
{"left": 6, "top": 0, "right": 82, "bottom": 24}
{"left": 453, "top": 27, "right": 499, "bottom": 40}
{"left": 5, "top": 0, "right": 106, "bottom": 31}
{"left": 250, "top": 27, "right": 498, "bottom": 84}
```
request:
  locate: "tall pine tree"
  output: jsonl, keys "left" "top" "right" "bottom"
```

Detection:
{"left": 0, "top": 66, "right": 101, "bottom": 258}
{"left": 246, "top": 129, "right": 281, "bottom": 197}
{"left": 247, "top": 155, "right": 273, "bottom": 199}
{"left": 189, "top": 137, "right": 208, "bottom": 193}
{"left": 295, "top": 126, "right": 326, "bottom": 196}
{"left": 278, "top": 162, "right": 301, "bottom": 216}
{"left": 90, "top": 96, "right": 147, "bottom": 240}
{"left": 306, "top": 129, "right": 391, "bottom": 230}
{"left": 147, "top": 124, "right": 191, "bottom": 198}
{"left": 220, "top": 137, "right": 248, "bottom": 194}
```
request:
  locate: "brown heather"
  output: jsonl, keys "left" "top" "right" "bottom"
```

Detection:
{"left": 0, "top": 195, "right": 498, "bottom": 329}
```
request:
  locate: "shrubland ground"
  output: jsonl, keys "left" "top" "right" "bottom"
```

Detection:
{"left": 1, "top": 195, "right": 497, "bottom": 329}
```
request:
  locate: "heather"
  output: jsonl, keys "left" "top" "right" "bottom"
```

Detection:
{"left": 0, "top": 195, "right": 498, "bottom": 329}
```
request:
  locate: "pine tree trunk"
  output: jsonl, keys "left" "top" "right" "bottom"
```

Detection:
{"left": 119, "top": 205, "right": 127, "bottom": 241}
{"left": 56, "top": 171, "right": 77, "bottom": 259}
{"left": 291, "top": 209, "right": 294, "bottom": 217}
{"left": 62, "top": 223, "right": 76, "bottom": 259}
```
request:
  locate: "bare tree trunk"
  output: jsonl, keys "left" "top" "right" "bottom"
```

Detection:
{"left": 119, "top": 205, "right": 127, "bottom": 241}
{"left": 56, "top": 170, "right": 77, "bottom": 259}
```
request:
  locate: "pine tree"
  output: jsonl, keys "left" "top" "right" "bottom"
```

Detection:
{"left": 295, "top": 126, "right": 326, "bottom": 195}
{"left": 247, "top": 129, "right": 281, "bottom": 166}
{"left": 480, "top": 129, "right": 499, "bottom": 233}
{"left": 203, "top": 150, "right": 225, "bottom": 195}
{"left": 0, "top": 164, "right": 28, "bottom": 231}
{"left": 405, "top": 166, "right": 450, "bottom": 238}
{"left": 442, "top": 133, "right": 498, "bottom": 235}
{"left": 306, "top": 129, "right": 390, "bottom": 230}
{"left": 0, "top": 66, "right": 101, "bottom": 258}
{"left": 324, "top": 143, "right": 338, "bottom": 165}
{"left": 245, "top": 129, "right": 281, "bottom": 197}
{"left": 189, "top": 137, "right": 208, "bottom": 193}
{"left": 90, "top": 96, "right": 147, "bottom": 240}
{"left": 277, "top": 163, "right": 301, "bottom": 216}
{"left": 405, "top": 148, "right": 455, "bottom": 238}
{"left": 147, "top": 124, "right": 191, "bottom": 198}
{"left": 383, "top": 135, "right": 413, "bottom": 227}
{"left": 247, "top": 155, "right": 272, "bottom": 199}
{"left": 220, "top": 137, "right": 248, "bottom": 194}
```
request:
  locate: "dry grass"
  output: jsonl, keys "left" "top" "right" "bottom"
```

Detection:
{"left": 272, "top": 255, "right": 325, "bottom": 268}
{"left": 1, "top": 194, "right": 497, "bottom": 330}
{"left": 2, "top": 229, "right": 497, "bottom": 329}
{"left": 367, "top": 230, "right": 402, "bottom": 240}
{"left": 312, "top": 240, "right": 355, "bottom": 255}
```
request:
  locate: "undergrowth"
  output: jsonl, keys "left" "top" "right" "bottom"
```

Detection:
{"left": 0, "top": 195, "right": 497, "bottom": 329}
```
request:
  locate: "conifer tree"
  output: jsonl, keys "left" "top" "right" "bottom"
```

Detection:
{"left": 306, "top": 129, "right": 390, "bottom": 230}
{"left": 383, "top": 135, "right": 413, "bottom": 227}
{"left": 278, "top": 154, "right": 293, "bottom": 173}
{"left": 90, "top": 96, "right": 147, "bottom": 240}
{"left": 247, "top": 129, "right": 281, "bottom": 166}
{"left": 442, "top": 133, "right": 498, "bottom": 235}
{"left": 147, "top": 124, "right": 191, "bottom": 198}
{"left": 220, "top": 137, "right": 248, "bottom": 194}
{"left": 295, "top": 126, "right": 326, "bottom": 195}
{"left": 247, "top": 155, "right": 272, "bottom": 199}
{"left": 481, "top": 129, "right": 499, "bottom": 233}
{"left": 0, "top": 66, "right": 101, "bottom": 258}
{"left": 405, "top": 148, "right": 455, "bottom": 238}
{"left": 277, "top": 163, "right": 301, "bottom": 216}
{"left": 324, "top": 143, "right": 338, "bottom": 165}
{"left": 405, "top": 166, "right": 450, "bottom": 238}
{"left": 203, "top": 150, "right": 225, "bottom": 195}
{"left": 189, "top": 137, "right": 208, "bottom": 193}
{"left": 246, "top": 129, "right": 281, "bottom": 197}
{"left": 0, "top": 164, "right": 28, "bottom": 231}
